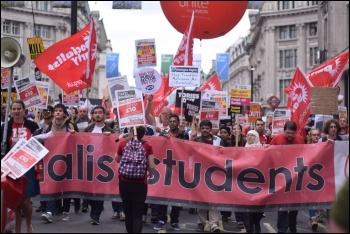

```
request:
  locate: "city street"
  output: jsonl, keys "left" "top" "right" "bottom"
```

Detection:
{"left": 15, "top": 199, "right": 329, "bottom": 233}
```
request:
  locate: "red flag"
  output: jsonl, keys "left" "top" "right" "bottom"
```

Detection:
{"left": 307, "top": 50, "right": 349, "bottom": 87}
{"left": 285, "top": 66, "right": 313, "bottom": 137}
{"left": 152, "top": 12, "right": 195, "bottom": 117}
{"left": 198, "top": 73, "right": 222, "bottom": 92}
{"left": 34, "top": 19, "right": 97, "bottom": 93}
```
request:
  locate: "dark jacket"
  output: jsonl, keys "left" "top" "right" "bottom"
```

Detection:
{"left": 1, "top": 117, "right": 39, "bottom": 156}
{"left": 160, "top": 129, "right": 189, "bottom": 140}
{"left": 320, "top": 135, "right": 343, "bottom": 142}
{"left": 195, "top": 134, "right": 224, "bottom": 146}
{"left": 83, "top": 123, "right": 115, "bottom": 133}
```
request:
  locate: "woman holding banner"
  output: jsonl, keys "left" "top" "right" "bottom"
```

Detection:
{"left": 1, "top": 100, "right": 39, "bottom": 233}
{"left": 243, "top": 130, "right": 264, "bottom": 233}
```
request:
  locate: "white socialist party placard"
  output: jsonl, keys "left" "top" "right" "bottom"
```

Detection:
{"left": 115, "top": 89, "right": 146, "bottom": 129}
{"left": 135, "top": 67, "right": 161, "bottom": 94}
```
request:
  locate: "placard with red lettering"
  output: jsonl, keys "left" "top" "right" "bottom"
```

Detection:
{"left": 200, "top": 100, "right": 220, "bottom": 129}
{"left": 135, "top": 67, "right": 161, "bottom": 94}
{"left": 272, "top": 109, "right": 291, "bottom": 136}
{"left": 1, "top": 137, "right": 48, "bottom": 179}
{"left": 135, "top": 38, "right": 157, "bottom": 68}
{"left": 202, "top": 90, "right": 228, "bottom": 116}
{"left": 115, "top": 89, "right": 146, "bottom": 128}
{"left": 1, "top": 68, "right": 14, "bottom": 89}
{"left": 35, "top": 81, "right": 49, "bottom": 109}
{"left": 14, "top": 76, "right": 42, "bottom": 109}
{"left": 62, "top": 89, "right": 80, "bottom": 106}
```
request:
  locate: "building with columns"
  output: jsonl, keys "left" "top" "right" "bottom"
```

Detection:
{"left": 1, "top": 1, "right": 111, "bottom": 101}
{"left": 219, "top": 1, "right": 348, "bottom": 115}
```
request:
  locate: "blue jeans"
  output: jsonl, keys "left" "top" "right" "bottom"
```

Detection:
{"left": 112, "top": 201, "right": 124, "bottom": 213}
{"left": 277, "top": 210, "right": 298, "bottom": 233}
{"left": 143, "top": 204, "right": 158, "bottom": 216}
{"left": 309, "top": 210, "right": 317, "bottom": 217}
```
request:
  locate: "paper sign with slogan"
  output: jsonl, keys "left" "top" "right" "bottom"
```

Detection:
{"left": 200, "top": 100, "right": 220, "bottom": 130}
{"left": 115, "top": 89, "right": 146, "bottom": 128}
{"left": 169, "top": 66, "right": 201, "bottom": 87}
{"left": 27, "top": 37, "right": 45, "bottom": 60}
{"left": 135, "top": 38, "right": 156, "bottom": 68}
{"left": 135, "top": 67, "right": 161, "bottom": 94}
{"left": 248, "top": 102, "right": 262, "bottom": 124}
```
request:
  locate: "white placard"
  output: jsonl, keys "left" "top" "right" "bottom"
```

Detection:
{"left": 135, "top": 67, "right": 161, "bottom": 94}
{"left": 107, "top": 75, "right": 130, "bottom": 108}
{"left": 169, "top": 66, "right": 201, "bottom": 87}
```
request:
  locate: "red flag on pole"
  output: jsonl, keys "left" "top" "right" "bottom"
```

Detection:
{"left": 285, "top": 66, "right": 313, "bottom": 137}
{"left": 306, "top": 50, "right": 349, "bottom": 87}
{"left": 34, "top": 19, "right": 97, "bottom": 93}
{"left": 151, "top": 12, "right": 195, "bottom": 117}
{"left": 198, "top": 73, "right": 222, "bottom": 92}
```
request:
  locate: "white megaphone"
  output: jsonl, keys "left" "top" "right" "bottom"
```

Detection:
{"left": 1, "top": 37, "right": 26, "bottom": 68}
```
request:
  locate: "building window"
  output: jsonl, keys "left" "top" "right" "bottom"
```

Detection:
{"left": 310, "top": 47, "right": 318, "bottom": 65}
{"left": 2, "top": 20, "right": 20, "bottom": 35}
{"left": 308, "top": 1, "right": 318, "bottom": 6}
{"left": 289, "top": 25, "right": 297, "bottom": 38}
{"left": 309, "top": 22, "right": 318, "bottom": 36}
{"left": 280, "top": 79, "right": 292, "bottom": 103}
{"left": 278, "top": 1, "right": 295, "bottom": 10}
{"left": 36, "top": 1, "right": 48, "bottom": 11}
{"left": 279, "top": 49, "right": 298, "bottom": 68}
{"left": 279, "top": 26, "right": 288, "bottom": 39}
{"left": 33, "top": 25, "right": 51, "bottom": 39}
{"left": 2, "top": 20, "right": 11, "bottom": 34}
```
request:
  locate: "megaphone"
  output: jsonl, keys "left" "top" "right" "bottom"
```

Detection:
{"left": 1, "top": 37, "right": 26, "bottom": 68}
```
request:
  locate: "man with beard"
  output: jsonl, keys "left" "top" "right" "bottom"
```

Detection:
{"left": 255, "top": 118, "right": 271, "bottom": 145}
{"left": 83, "top": 106, "right": 115, "bottom": 225}
{"left": 154, "top": 114, "right": 189, "bottom": 231}
{"left": 338, "top": 117, "right": 348, "bottom": 141}
{"left": 192, "top": 120, "right": 224, "bottom": 233}
{"left": 270, "top": 121, "right": 305, "bottom": 233}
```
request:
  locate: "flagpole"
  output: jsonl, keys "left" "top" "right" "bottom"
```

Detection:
{"left": 180, "top": 11, "right": 195, "bottom": 126}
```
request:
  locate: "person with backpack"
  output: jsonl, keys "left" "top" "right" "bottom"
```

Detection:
{"left": 154, "top": 114, "right": 189, "bottom": 231}
{"left": 115, "top": 125, "right": 155, "bottom": 233}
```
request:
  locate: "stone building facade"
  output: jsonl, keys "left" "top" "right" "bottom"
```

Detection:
{"left": 1, "top": 1, "right": 110, "bottom": 100}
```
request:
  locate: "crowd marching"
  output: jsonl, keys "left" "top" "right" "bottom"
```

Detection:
{"left": 0, "top": 93, "right": 349, "bottom": 233}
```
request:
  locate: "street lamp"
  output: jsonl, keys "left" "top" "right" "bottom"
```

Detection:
{"left": 250, "top": 66, "right": 254, "bottom": 102}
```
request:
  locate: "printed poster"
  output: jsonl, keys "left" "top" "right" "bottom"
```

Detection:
{"left": 135, "top": 67, "right": 161, "bottom": 95}
{"left": 14, "top": 76, "right": 42, "bottom": 109}
{"left": 200, "top": 100, "right": 220, "bottom": 130}
{"left": 216, "top": 53, "right": 229, "bottom": 81}
{"left": 135, "top": 38, "right": 156, "bottom": 68}
{"left": 272, "top": 109, "right": 291, "bottom": 136}
{"left": 27, "top": 37, "right": 45, "bottom": 60}
{"left": 160, "top": 54, "right": 173, "bottom": 77}
{"left": 175, "top": 90, "right": 201, "bottom": 122}
{"left": 115, "top": 89, "right": 146, "bottom": 128}
{"left": 169, "top": 66, "right": 201, "bottom": 87}
{"left": 106, "top": 53, "right": 119, "bottom": 78}
{"left": 107, "top": 75, "right": 130, "bottom": 108}
{"left": 35, "top": 81, "right": 50, "bottom": 109}
{"left": 1, "top": 68, "right": 14, "bottom": 89}
{"left": 202, "top": 90, "right": 228, "bottom": 116}
{"left": 61, "top": 89, "right": 80, "bottom": 106}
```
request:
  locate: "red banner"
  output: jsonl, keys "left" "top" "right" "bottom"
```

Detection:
{"left": 39, "top": 133, "right": 348, "bottom": 211}
{"left": 34, "top": 20, "right": 97, "bottom": 93}
{"left": 198, "top": 73, "right": 222, "bottom": 92}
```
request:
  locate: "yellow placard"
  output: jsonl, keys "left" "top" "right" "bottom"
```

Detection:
{"left": 230, "top": 89, "right": 251, "bottom": 99}
{"left": 27, "top": 37, "right": 45, "bottom": 60}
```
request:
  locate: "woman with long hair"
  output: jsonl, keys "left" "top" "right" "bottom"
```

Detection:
{"left": 1, "top": 100, "right": 39, "bottom": 233}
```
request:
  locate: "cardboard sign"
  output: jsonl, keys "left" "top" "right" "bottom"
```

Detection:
{"left": 135, "top": 67, "right": 161, "bottom": 94}
{"left": 169, "top": 66, "right": 201, "bottom": 87}
{"left": 310, "top": 87, "right": 338, "bottom": 115}
{"left": 115, "top": 89, "right": 146, "bottom": 128}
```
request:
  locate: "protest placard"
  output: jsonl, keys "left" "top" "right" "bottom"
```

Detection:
{"left": 14, "top": 76, "right": 42, "bottom": 109}
{"left": 200, "top": 100, "right": 220, "bottom": 129}
{"left": 272, "top": 109, "right": 291, "bottom": 136}
{"left": 61, "top": 89, "right": 80, "bottom": 106}
{"left": 27, "top": 37, "right": 45, "bottom": 60}
{"left": 169, "top": 66, "right": 200, "bottom": 87}
{"left": 107, "top": 76, "right": 130, "bottom": 108}
{"left": 202, "top": 90, "right": 228, "bottom": 116}
{"left": 35, "top": 81, "right": 49, "bottom": 109}
{"left": 310, "top": 87, "right": 338, "bottom": 115}
{"left": 135, "top": 38, "right": 156, "bottom": 67}
{"left": 135, "top": 67, "right": 161, "bottom": 94}
{"left": 115, "top": 89, "right": 146, "bottom": 128}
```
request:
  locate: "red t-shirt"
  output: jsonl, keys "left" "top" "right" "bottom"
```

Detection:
{"left": 259, "top": 132, "right": 271, "bottom": 144}
{"left": 270, "top": 133, "right": 305, "bottom": 145}
{"left": 117, "top": 140, "right": 153, "bottom": 184}
{"left": 9, "top": 122, "right": 32, "bottom": 148}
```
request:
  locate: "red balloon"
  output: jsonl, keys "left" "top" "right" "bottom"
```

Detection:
{"left": 160, "top": 1, "right": 248, "bottom": 40}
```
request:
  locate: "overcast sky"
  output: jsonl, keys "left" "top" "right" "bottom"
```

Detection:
{"left": 88, "top": 1, "right": 252, "bottom": 86}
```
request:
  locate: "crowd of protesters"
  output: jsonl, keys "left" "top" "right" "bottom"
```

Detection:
{"left": 1, "top": 95, "right": 349, "bottom": 233}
